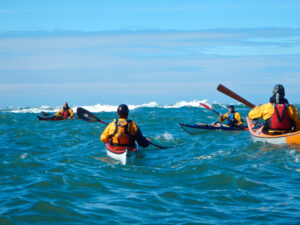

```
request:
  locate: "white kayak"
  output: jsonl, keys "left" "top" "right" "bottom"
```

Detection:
{"left": 105, "top": 143, "right": 137, "bottom": 165}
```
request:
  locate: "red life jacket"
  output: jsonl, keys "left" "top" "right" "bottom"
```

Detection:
{"left": 61, "top": 109, "right": 70, "bottom": 117}
{"left": 269, "top": 104, "right": 291, "bottom": 130}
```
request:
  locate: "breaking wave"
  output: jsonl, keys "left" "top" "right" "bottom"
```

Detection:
{"left": 1, "top": 99, "right": 248, "bottom": 113}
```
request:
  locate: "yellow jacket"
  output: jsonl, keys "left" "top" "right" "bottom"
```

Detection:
{"left": 219, "top": 112, "right": 243, "bottom": 126}
{"left": 55, "top": 108, "right": 74, "bottom": 118}
{"left": 100, "top": 118, "right": 138, "bottom": 144}
{"left": 248, "top": 103, "right": 300, "bottom": 131}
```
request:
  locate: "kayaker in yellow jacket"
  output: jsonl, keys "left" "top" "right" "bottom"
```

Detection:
{"left": 100, "top": 104, "right": 150, "bottom": 148}
{"left": 248, "top": 84, "right": 300, "bottom": 134}
{"left": 219, "top": 105, "right": 243, "bottom": 127}
{"left": 54, "top": 102, "right": 74, "bottom": 119}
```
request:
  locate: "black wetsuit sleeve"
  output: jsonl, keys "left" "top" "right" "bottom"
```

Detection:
{"left": 135, "top": 127, "right": 150, "bottom": 148}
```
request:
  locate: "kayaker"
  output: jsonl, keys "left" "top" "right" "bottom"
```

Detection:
{"left": 100, "top": 104, "right": 150, "bottom": 148}
{"left": 248, "top": 84, "right": 300, "bottom": 134}
{"left": 54, "top": 102, "right": 74, "bottom": 119}
{"left": 219, "top": 105, "right": 244, "bottom": 127}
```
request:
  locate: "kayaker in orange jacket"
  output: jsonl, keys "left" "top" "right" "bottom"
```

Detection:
{"left": 54, "top": 102, "right": 74, "bottom": 119}
{"left": 219, "top": 105, "right": 244, "bottom": 127}
{"left": 248, "top": 84, "right": 300, "bottom": 134}
{"left": 100, "top": 104, "right": 150, "bottom": 148}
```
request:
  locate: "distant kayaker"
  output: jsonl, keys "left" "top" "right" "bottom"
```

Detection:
{"left": 219, "top": 105, "right": 244, "bottom": 127}
{"left": 54, "top": 102, "right": 74, "bottom": 119}
{"left": 248, "top": 84, "right": 300, "bottom": 134}
{"left": 100, "top": 104, "right": 150, "bottom": 148}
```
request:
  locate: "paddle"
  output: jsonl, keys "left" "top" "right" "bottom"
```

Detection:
{"left": 199, "top": 103, "right": 220, "bottom": 115}
{"left": 217, "top": 84, "right": 256, "bottom": 108}
{"left": 217, "top": 84, "right": 262, "bottom": 127}
{"left": 148, "top": 141, "right": 183, "bottom": 149}
{"left": 77, "top": 107, "right": 108, "bottom": 124}
{"left": 76, "top": 107, "right": 179, "bottom": 149}
{"left": 200, "top": 103, "right": 225, "bottom": 126}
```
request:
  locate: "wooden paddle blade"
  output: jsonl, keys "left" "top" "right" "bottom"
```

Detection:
{"left": 217, "top": 84, "right": 256, "bottom": 108}
{"left": 77, "top": 107, "right": 102, "bottom": 123}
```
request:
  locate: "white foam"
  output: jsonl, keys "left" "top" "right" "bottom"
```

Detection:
{"left": 154, "top": 132, "right": 174, "bottom": 141}
{"left": 20, "top": 153, "right": 28, "bottom": 159}
{"left": 165, "top": 99, "right": 209, "bottom": 108}
{"left": 2, "top": 99, "right": 241, "bottom": 113}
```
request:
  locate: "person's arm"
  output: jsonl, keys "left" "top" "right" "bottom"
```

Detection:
{"left": 248, "top": 103, "right": 274, "bottom": 121}
{"left": 288, "top": 105, "right": 300, "bottom": 131}
{"left": 219, "top": 112, "right": 228, "bottom": 122}
{"left": 235, "top": 112, "right": 243, "bottom": 126}
{"left": 54, "top": 109, "right": 62, "bottom": 116}
{"left": 248, "top": 106, "right": 262, "bottom": 120}
{"left": 100, "top": 123, "right": 113, "bottom": 144}
{"left": 68, "top": 109, "right": 74, "bottom": 118}
{"left": 135, "top": 127, "right": 150, "bottom": 148}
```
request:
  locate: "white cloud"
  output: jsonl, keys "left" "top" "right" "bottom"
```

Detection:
{"left": 0, "top": 28, "right": 300, "bottom": 105}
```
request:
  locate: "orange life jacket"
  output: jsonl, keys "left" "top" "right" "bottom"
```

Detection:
{"left": 110, "top": 119, "right": 135, "bottom": 146}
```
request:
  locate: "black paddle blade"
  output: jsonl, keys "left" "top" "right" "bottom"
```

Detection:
{"left": 77, "top": 107, "right": 101, "bottom": 122}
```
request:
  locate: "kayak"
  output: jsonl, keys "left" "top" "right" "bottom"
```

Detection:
{"left": 105, "top": 143, "right": 137, "bottom": 165}
{"left": 246, "top": 117, "right": 300, "bottom": 145}
{"left": 179, "top": 123, "right": 248, "bottom": 134}
{"left": 36, "top": 115, "right": 65, "bottom": 121}
{"left": 37, "top": 115, "right": 77, "bottom": 121}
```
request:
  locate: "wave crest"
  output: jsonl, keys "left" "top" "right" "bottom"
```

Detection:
{"left": 1, "top": 99, "right": 241, "bottom": 113}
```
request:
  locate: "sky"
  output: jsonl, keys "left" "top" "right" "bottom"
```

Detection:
{"left": 0, "top": 0, "right": 300, "bottom": 107}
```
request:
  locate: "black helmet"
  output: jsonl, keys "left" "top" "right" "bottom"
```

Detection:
{"left": 273, "top": 84, "right": 285, "bottom": 97}
{"left": 117, "top": 104, "right": 129, "bottom": 117}
{"left": 63, "top": 102, "right": 69, "bottom": 110}
{"left": 228, "top": 105, "right": 234, "bottom": 109}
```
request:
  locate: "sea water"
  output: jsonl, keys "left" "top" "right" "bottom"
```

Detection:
{"left": 1, "top": 102, "right": 299, "bottom": 224}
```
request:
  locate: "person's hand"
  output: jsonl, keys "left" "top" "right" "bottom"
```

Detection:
{"left": 146, "top": 138, "right": 151, "bottom": 143}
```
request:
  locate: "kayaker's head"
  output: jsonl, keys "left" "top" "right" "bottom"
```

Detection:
{"left": 117, "top": 104, "right": 129, "bottom": 119}
{"left": 270, "top": 84, "right": 285, "bottom": 104}
{"left": 63, "top": 102, "right": 70, "bottom": 110}
{"left": 228, "top": 105, "right": 234, "bottom": 113}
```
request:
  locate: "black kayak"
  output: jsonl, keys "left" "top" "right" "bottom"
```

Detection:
{"left": 36, "top": 115, "right": 66, "bottom": 121}
{"left": 179, "top": 123, "right": 248, "bottom": 134}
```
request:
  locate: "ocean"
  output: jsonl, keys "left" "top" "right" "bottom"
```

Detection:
{"left": 1, "top": 101, "right": 299, "bottom": 224}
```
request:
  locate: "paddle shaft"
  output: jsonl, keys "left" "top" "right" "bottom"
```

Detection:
{"left": 149, "top": 142, "right": 171, "bottom": 149}
{"left": 217, "top": 84, "right": 256, "bottom": 108}
{"left": 199, "top": 103, "right": 220, "bottom": 115}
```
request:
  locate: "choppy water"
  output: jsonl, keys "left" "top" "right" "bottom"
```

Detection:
{"left": 1, "top": 104, "right": 300, "bottom": 224}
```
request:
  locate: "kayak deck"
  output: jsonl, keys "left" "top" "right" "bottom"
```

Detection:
{"left": 179, "top": 123, "right": 247, "bottom": 135}
{"left": 36, "top": 115, "right": 65, "bottom": 121}
{"left": 246, "top": 117, "right": 300, "bottom": 145}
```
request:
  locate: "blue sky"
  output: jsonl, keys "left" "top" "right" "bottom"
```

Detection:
{"left": 0, "top": 0, "right": 300, "bottom": 106}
